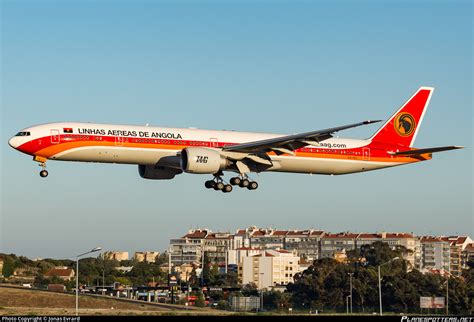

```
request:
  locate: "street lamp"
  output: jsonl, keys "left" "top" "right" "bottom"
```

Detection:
{"left": 76, "top": 247, "right": 102, "bottom": 316}
{"left": 378, "top": 257, "right": 399, "bottom": 316}
{"left": 443, "top": 271, "right": 452, "bottom": 315}
{"left": 348, "top": 273, "right": 353, "bottom": 314}
{"left": 259, "top": 272, "right": 264, "bottom": 312}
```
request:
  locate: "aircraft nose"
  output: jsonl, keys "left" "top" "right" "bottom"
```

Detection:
{"left": 8, "top": 136, "right": 20, "bottom": 149}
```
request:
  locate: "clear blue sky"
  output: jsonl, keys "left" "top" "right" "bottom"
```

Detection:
{"left": 1, "top": 0, "right": 472, "bottom": 259}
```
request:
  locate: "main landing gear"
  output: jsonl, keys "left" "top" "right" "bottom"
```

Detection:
{"left": 205, "top": 172, "right": 233, "bottom": 193}
{"left": 204, "top": 173, "right": 258, "bottom": 193}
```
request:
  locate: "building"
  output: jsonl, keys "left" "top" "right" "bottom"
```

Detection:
{"left": 173, "top": 263, "right": 195, "bottom": 282}
{"left": 203, "top": 232, "right": 234, "bottom": 265}
{"left": 169, "top": 227, "right": 471, "bottom": 277}
{"left": 115, "top": 266, "right": 133, "bottom": 273}
{"left": 44, "top": 267, "right": 75, "bottom": 281}
{"left": 284, "top": 230, "right": 324, "bottom": 261}
{"left": 134, "top": 252, "right": 160, "bottom": 263}
{"left": 420, "top": 237, "right": 450, "bottom": 272}
{"left": 440, "top": 236, "right": 473, "bottom": 275}
{"left": 463, "top": 243, "right": 474, "bottom": 267}
{"left": 170, "top": 229, "right": 209, "bottom": 266}
{"left": 320, "top": 233, "right": 358, "bottom": 259}
{"left": 249, "top": 228, "right": 285, "bottom": 249}
{"left": 240, "top": 249, "right": 301, "bottom": 290}
{"left": 103, "top": 251, "right": 129, "bottom": 261}
{"left": 355, "top": 232, "right": 421, "bottom": 270}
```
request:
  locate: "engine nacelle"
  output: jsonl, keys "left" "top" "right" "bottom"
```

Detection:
{"left": 180, "top": 147, "right": 229, "bottom": 174}
{"left": 138, "top": 165, "right": 182, "bottom": 180}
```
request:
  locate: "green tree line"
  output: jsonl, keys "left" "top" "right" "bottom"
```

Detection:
{"left": 287, "top": 242, "right": 473, "bottom": 315}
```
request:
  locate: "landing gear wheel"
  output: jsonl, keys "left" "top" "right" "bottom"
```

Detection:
{"left": 205, "top": 180, "right": 215, "bottom": 189}
{"left": 248, "top": 181, "right": 258, "bottom": 190}
{"left": 40, "top": 170, "right": 49, "bottom": 178}
{"left": 239, "top": 179, "right": 250, "bottom": 188}
{"left": 214, "top": 182, "right": 225, "bottom": 191}
{"left": 230, "top": 177, "right": 242, "bottom": 186}
{"left": 223, "top": 184, "right": 233, "bottom": 193}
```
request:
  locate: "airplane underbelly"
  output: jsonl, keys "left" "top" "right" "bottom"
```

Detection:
{"left": 51, "top": 146, "right": 177, "bottom": 165}
{"left": 269, "top": 156, "right": 400, "bottom": 175}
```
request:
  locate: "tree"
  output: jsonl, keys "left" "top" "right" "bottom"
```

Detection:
{"left": 2, "top": 256, "right": 15, "bottom": 277}
{"left": 216, "top": 300, "right": 231, "bottom": 311}
{"left": 195, "top": 291, "right": 206, "bottom": 307}
{"left": 115, "top": 277, "right": 132, "bottom": 286}
{"left": 241, "top": 283, "right": 258, "bottom": 297}
{"left": 288, "top": 243, "right": 471, "bottom": 314}
{"left": 225, "top": 271, "right": 239, "bottom": 288}
{"left": 264, "top": 291, "right": 291, "bottom": 310}
{"left": 126, "top": 261, "right": 166, "bottom": 286}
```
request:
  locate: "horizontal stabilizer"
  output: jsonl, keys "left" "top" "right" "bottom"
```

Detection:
{"left": 389, "top": 146, "right": 464, "bottom": 156}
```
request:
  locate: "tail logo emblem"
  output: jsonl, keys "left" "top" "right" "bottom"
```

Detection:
{"left": 394, "top": 113, "right": 416, "bottom": 137}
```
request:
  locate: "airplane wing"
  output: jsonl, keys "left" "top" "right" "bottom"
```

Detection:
{"left": 222, "top": 120, "right": 382, "bottom": 155}
{"left": 388, "top": 146, "right": 464, "bottom": 156}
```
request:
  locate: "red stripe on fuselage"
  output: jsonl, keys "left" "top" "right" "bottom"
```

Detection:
{"left": 16, "top": 134, "right": 426, "bottom": 163}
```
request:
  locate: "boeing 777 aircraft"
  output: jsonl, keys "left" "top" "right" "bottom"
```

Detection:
{"left": 8, "top": 87, "right": 462, "bottom": 193}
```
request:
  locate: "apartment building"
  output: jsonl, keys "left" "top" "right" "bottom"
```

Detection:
{"left": 284, "top": 230, "right": 324, "bottom": 261}
{"left": 102, "top": 251, "right": 129, "bottom": 261}
{"left": 203, "top": 232, "right": 234, "bottom": 265}
{"left": 240, "top": 249, "right": 301, "bottom": 289}
{"left": 169, "top": 229, "right": 209, "bottom": 266}
{"left": 440, "top": 236, "right": 473, "bottom": 275}
{"left": 134, "top": 251, "right": 160, "bottom": 263}
{"left": 463, "top": 243, "right": 474, "bottom": 266}
{"left": 356, "top": 233, "right": 421, "bottom": 269}
{"left": 168, "top": 227, "right": 471, "bottom": 276}
{"left": 420, "top": 237, "right": 450, "bottom": 272}
{"left": 250, "top": 229, "right": 285, "bottom": 249}
{"left": 320, "top": 233, "right": 358, "bottom": 259}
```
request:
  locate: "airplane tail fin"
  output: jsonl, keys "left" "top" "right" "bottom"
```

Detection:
{"left": 369, "top": 87, "right": 434, "bottom": 147}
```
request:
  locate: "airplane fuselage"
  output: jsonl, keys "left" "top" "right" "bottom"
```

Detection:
{"left": 8, "top": 122, "right": 423, "bottom": 176}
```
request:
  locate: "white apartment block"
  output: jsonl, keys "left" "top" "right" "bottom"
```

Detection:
{"left": 203, "top": 232, "right": 234, "bottom": 265}
{"left": 170, "top": 229, "right": 208, "bottom": 266}
{"left": 420, "top": 237, "right": 450, "bottom": 272}
{"left": 240, "top": 249, "right": 302, "bottom": 290}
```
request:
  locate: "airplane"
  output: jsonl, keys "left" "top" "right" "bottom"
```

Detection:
{"left": 8, "top": 87, "right": 463, "bottom": 193}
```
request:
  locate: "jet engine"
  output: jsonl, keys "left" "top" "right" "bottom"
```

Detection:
{"left": 138, "top": 165, "right": 182, "bottom": 180}
{"left": 180, "top": 147, "right": 229, "bottom": 174}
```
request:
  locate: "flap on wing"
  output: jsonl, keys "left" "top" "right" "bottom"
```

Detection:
{"left": 389, "top": 146, "right": 463, "bottom": 156}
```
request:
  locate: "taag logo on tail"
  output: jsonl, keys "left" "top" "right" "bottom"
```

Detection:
{"left": 394, "top": 113, "right": 416, "bottom": 137}
{"left": 369, "top": 87, "right": 433, "bottom": 147}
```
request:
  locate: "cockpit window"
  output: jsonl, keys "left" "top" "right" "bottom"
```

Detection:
{"left": 15, "top": 131, "right": 31, "bottom": 136}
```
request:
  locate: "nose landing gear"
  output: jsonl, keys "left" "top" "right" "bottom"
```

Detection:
{"left": 34, "top": 156, "right": 49, "bottom": 178}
